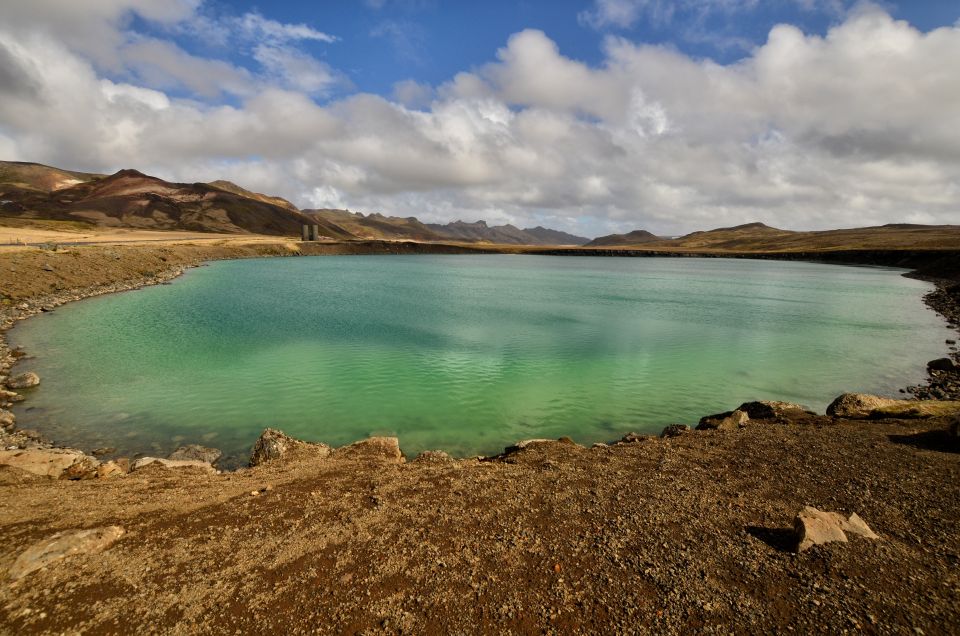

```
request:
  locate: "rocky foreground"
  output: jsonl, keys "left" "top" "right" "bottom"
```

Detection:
{"left": 0, "top": 241, "right": 959, "bottom": 633}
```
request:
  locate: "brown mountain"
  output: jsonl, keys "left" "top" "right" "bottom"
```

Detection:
{"left": 0, "top": 162, "right": 352, "bottom": 238}
{"left": 426, "top": 220, "right": 589, "bottom": 245}
{"left": 208, "top": 180, "right": 299, "bottom": 212}
{"left": 304, "top": 209, "right": 445, "bottom": 242}
{"left": 585, "top": 229, "right": 662, "bottom": 247}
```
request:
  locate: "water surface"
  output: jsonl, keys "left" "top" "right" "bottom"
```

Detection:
{"left": 9, "top": 255, "right": 948, "bottom": 465}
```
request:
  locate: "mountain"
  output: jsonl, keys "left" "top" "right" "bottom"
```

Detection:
{"left": 304, "top": 209, "right": 445, "bottom": 242}
{"left": 585, "top": 229, "right": 662, "bottom": 247}
{"left": 518, "top": 226, "right": 591, "bottom": 246}
{"left": 0, "top": 162, "right": 352, "bottom": 237}
{"left": 208, "top": 180, "right": 298, "bottom": 212}
{"left": 425, "top": 220, "right": 590, "bottom": 245}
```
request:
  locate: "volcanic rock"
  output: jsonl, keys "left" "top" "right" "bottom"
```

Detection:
{"left": 826, "top": 393, "right": 902, "bottom": 418}
{"left": 794, "top": 506, "right": 879, "bottom": 552}
{"left": 696, "top": 410, "right": 749, "bottom": 431}
{"left": 737, "top": 400, "right": 809, "bottom": 419}
{"left": 660, "top": 424, "right": 690, "bottom": 438}
{"left": 928, "top": 358, "right": 958, "bottom": 371}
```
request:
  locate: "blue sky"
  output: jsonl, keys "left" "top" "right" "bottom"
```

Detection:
{"left": 1, "top": 0, "right": 959, "bottom": 236}
{"left": 157, "top": 0, "right": 960, "bottom": 100}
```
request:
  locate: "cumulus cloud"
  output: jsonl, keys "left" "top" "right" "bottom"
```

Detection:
{"left": 0, "top": 2, "right": 958, "bottom": 236}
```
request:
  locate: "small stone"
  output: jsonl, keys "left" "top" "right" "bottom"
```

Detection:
{"left": 947, "top": 339, "right": 957, "bottom": 345}
{"left": 7, "top": 372, "right": 40, "bottom": 390}
{"left": 96, "top": 461, "right": 126, "bottom": 479}
{"left": 41, "top": 264, "right": 54, "bottom": 272}
{"left": 250, "top": 490, "right": 260, "bottom": 497}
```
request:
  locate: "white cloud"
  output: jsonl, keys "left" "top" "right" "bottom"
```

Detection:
{"left": 0, "top": 3, "right": 958, "bottom": 237}
{"left": 236, "top": 12, "right": 337, "bottom": 44}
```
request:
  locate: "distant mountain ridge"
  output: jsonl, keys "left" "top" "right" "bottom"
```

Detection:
{"left": 586, "top": 229, "right": 662, "bottom": 247}
{"left": 0, "top": 160, "right": 589, "bottom": 244}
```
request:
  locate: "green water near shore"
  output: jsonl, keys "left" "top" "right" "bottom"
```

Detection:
{"left": 8, "top": 255, "right": 949, "bottom": 465}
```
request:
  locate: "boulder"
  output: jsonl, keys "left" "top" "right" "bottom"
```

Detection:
{"left": 95, "top": 461, "right": 126, "bottom": 479}
{"left": 0, "top": 448, "right": 92, "bottom": 479}
{"left": 250, "top": 428, "right": 303, "bottom": 466}
{"left": 737, "top": 400, "right": 809, "bottom": 419}
{"left": 794, "top": 506, "right": 879, "bottom": 553}
{"left": 336, "top": 437, "right": 404, "bottom": 463}
{"left": 660, "top": 424, "right": 690, "bottom": 438}
{"left": 7, "top": 372, "right": 39, "bottom": 390}
{"left": 927, "top": 358, "right": 958, "bottom": 372}
{"left": 826, "top": 393, "right": 902, "bottom": 418}
{"left": 60, "top": 455, "right": 101, "bottom": 480}
{"left": 131, "top": 457, "right": 217, "bottom": 475}
{"left": 412, "top": 450, "right": 454, "bottom": 464}
{"left": 9, "top": 526, "right": 125, "bottom": 581}
{"left": 168, "top": 444, "right": 222, "bottom": 465}
{"left": 696, "top": 409, "right": 749, "bottom": 431}
{"left": 0, "top": 409, "right": 14, "bottom": 430}
{"left": 618, "top": 433, "right": 648, "bottom": 444}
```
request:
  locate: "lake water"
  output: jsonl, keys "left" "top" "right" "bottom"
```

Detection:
{"left": 8, "top": 255, "right": 949, "bottom": 466}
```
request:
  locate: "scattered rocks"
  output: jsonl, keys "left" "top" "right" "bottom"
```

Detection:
{"left": 131, "top": 457, "right": 217, "bottom": 475}
{"left": 660, "top": 424, "right": 690, "bottom": 438}
{"left": 927, "top": 358, "right": 957, "bottom": 372}
{"left": 9, "top": 526, "right": 125, "bottom": 581}
{"left": 826, "top": 393, "right": 902, "bottom": 418}
{"left": 168, "top": 444, "right": 222, "bottom": 465}
{"left": 736, "top": 400, "right": 809, "bottom": 419}
{"left": 337, "top": 437, "right": 405, "bottom": 463}
{"left": 413, "top": 450, "right": 455, "bottom": 463}
{"left": 794, "top": 506, "right": 879, "bottom": 553}
{"left": 7, "top": 371, "right": 40, "bottom": 389}
{"left": 0, "top": 448, "right": 94, "bottom": 479}
{"left": 696, "top": 409, "right": 749, "bottom": 431}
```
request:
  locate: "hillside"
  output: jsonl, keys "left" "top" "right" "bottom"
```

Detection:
{"left": 586, "top": 229, "right": 662, "bottom": 247}
{"left": 304, "top": 209, "right": 444, "bottom": 242}
{"left": 208, "top": 180, "right": 298, "bottom": 212}
{"left": 586, "top": 222, "right": 960, "bottom": 252}
{"left": 0, "top": 163, "right": 352, "bottom": 238}
{"left": 426, "top": 220, "right": 589, "bottom": 245}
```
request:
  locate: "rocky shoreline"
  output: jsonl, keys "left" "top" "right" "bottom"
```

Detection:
{"left": 0, "top": 242, "right": 959, "bottom": 633}
{"left": 1, "top": 243, "right": 959, "bottom": 472}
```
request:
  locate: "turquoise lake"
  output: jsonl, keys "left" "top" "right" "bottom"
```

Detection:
{"left": 8, "top": 255, "right": 949, "bottom": 466}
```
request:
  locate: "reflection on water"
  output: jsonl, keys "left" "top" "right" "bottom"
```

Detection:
{"left": 9, "top": 255, "right": 948, "bottom": 466}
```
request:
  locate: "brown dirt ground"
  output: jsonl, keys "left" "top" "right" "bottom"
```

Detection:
{"left": 0, "top": 415, "right": 957, "bottom": 634}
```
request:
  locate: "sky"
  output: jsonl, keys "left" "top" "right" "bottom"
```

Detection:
{"left": 0, "top": 1, "right": 958, "bottom": 236}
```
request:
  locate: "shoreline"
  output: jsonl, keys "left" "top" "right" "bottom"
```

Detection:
{"left": 2, "top": 240, "right": 960, "bottom": 461}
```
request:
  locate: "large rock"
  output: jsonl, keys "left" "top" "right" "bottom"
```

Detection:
{"left": 168, "top": 444, "right": 222, "bottom": 465}
{"left": 7, "top": 372, "right": 39, "bottom": 390}
{"left": 95, "top": 461, "right": 126, "bottom": 479}
{"left": 927, "top": 357, "right": 958, "bottom": 372}
{"left": 660, "top": 424, "right": 690, "bottom": 438}
{"left": 336, "top": 436, "right": 404, "bottom": 463}
{"left": 0, "top": 448, "right": 93, "bottom": 479}
{"left": 0, "top": 409, "right": 14, "bottom": 430}
{"left": 794, "top": 506, "right": 879, "bottom": 553}
{"left": 737, "top": 400, "right": 809, "bottom": 419}
{"left": 131, "top": 457, "right": 217, "bottom": 475}
{"left": 9, "top": 526, "right": 125, "bottom": 581}
{"left": 60, "top": 455, "right": 101, "bottom": 480}
{"left": 826, "top": 393, "right": 903, "bottom": 419}
{"left": 696, "top": 409, "right": 749, "bottom": 431}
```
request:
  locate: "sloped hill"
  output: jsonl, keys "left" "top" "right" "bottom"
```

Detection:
{"left": 209, "top": 180, "right": 298, "bottom": 212}
{"left": 0, "top": 161, "right": 104, "bottom": 193}
{"left": 520, "top": 226, "right": 590, "bottom": 246}
{"left": 1, "top": 167, "right": 352, "bottom": 238}
{"left": 585, "top": 229, "right": 662, "bottom": 247}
